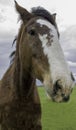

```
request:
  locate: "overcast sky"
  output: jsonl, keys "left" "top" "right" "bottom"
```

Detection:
{"left": 0, "top": 0, "right": 76, "bottom": 80}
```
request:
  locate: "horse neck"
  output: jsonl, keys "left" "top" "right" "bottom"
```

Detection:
{"left": 13, "top": 27, "right": 35, "bottom": 100}
{"left": 14, "top": 58, "right": 35, "bottom": 100}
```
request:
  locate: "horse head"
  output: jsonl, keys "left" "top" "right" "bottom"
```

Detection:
{"left": 15, "top": 1, "right": 75, "bottom": 102}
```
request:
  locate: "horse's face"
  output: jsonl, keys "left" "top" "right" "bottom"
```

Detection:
{"left": 20, "top": 17, "right": 74, "bottom": 102}
{"left": 15, "top": 2, "right": 74, "bottom": 102}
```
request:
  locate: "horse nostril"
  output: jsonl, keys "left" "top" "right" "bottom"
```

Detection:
{"left": 53, "top": 79, "right": 62, "bottom": 95}
{"left": 63, "top": 95, "right": 70, "bottom": 102}
{"left": 54, "top": 79, "right": 62, "bottom": 91}
{"left": 61, "top": 93, "right": 65, "bottom": 97}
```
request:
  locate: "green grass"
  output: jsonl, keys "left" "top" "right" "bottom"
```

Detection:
{"left": 38, "top": 86, "right": 76, "bottom": 130}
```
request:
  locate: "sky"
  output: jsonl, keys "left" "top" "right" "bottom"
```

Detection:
{"left": 0, "top": 0, "right": 76, "bottom": 81}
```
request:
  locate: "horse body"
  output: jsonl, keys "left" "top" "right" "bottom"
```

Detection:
{"left": 0, "top": 1, "right": 74, "bottom": 130}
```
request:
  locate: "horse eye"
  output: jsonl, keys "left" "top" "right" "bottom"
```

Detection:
{"left": 32, "top": 53, "right": 37, "bottom": 58}
{"left": 28, "top": 29, "right": 36, "bottom": 36}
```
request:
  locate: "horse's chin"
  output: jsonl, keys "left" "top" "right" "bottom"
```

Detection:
{"left": 51, "top": 96, "right": 64, "bottom": 103}
{"left": 46, "top": 92, "right": 70, "bottom": 103}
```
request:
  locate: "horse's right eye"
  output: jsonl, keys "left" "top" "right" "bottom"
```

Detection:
{"left": 28, "top": 29, "right": 36, "bottom": 36}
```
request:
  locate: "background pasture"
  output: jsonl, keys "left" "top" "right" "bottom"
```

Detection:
{"left": 38, "top": 86, "right": 76, "bottom": 130}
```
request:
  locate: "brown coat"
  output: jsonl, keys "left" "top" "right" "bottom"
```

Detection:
{"left": 0, "top": 63, "right": 42, "bottom": 130}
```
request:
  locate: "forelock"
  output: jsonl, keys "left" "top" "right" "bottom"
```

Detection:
{"left": 31, "top": 6, "right": 56, "bottom": 28}
{"left": 31, "top": 6, "right": 60, "bottom": 37}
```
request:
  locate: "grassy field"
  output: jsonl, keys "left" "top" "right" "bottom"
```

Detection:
{"left": 38, "top": 86, "right": 76, "bottom": 130}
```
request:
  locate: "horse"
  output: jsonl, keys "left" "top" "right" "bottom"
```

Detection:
{"left": 0, "top": 1, "right": 74, "bottom": 130}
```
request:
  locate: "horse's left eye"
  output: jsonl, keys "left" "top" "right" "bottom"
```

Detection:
{"left": 28, "top": 29, "right": 36, "bottom": 36}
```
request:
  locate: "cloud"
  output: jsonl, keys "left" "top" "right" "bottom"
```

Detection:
{"left": 60, "top": 25, "right": 76, "bottom": 50}
{"left": 60, "top": 25, "right": 76, "bottom": 56}
{"left": 0, "top": 0, "right": 11, "bottom": 6}
{"left": 66, "top": 49, "right": 76, "bottom": 62}
{"left": 0, "top": 3, "right": 19, "bottom": 79}
{"left": 68, "top": 61, "right": 76, "bottom": 67}
{"left": 60, "top": 25, "right": 76, "bottom": 79}
{"left": 0, "top": 41, "right": 13, "bottom": 79}
{"left": 0, "top": 13, "right": 6, "bottom": 22}
{"left": 0, "top": 5, "right": 20, "bottom": 44}
{"left": 60, "top": 26, "right": 76, "bottom": 63}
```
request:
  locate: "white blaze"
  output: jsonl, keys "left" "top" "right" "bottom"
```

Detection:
{"left": 37, "top": 19, "right": 73, "bottom": 88}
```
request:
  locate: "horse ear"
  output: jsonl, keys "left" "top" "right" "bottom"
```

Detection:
{"left": 14, "top": 1, "right": 32, "bottom": 23}
{"left": 52, "top": 13, "right": 56, "bottom": 21}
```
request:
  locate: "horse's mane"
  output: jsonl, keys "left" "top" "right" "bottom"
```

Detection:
{"left": 10, "top": 6, "right": 58, "bottom": 63}
{"left": 10, "top": 36, "right": 17, "bottom": 64}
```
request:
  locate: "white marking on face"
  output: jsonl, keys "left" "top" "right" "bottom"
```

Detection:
{"left": 37, "top": 19, "right": 74, "bottom": 89}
